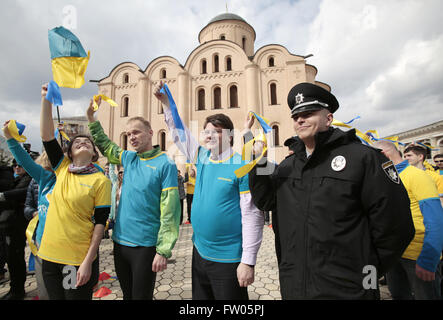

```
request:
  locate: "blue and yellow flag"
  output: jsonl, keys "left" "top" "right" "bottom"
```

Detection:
{"left": 160, "top": 83, "right": 186, "bottom": 142}
{"left": 6, "top": 120, "right": 27, "bottom": 143}
{"left": 48, "top": 26, "right": 90, "bottom": 88}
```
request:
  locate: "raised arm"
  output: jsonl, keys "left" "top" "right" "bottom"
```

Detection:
{"left": 40, "top": 84, "right": 55, "bottom": 142}
{"left": 87, "top": 97, "right": 124, "bottom": 165}
{"left": 154, "top": 83, "right": 200, "bottom": 163}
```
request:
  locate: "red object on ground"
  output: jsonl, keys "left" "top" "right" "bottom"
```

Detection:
{"left": 93, "top": 286, "right": 112, "bottom": 298}
{"left": 99, "top": 272, "right": 111, "bottom": 281}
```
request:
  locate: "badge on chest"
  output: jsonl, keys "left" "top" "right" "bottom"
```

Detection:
{"left": 331, "top": 155, "right": 346, "bottom": 172}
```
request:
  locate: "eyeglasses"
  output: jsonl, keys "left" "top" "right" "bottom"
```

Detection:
{"left": 201, "top": 129, "right": 224, "bottom": 136}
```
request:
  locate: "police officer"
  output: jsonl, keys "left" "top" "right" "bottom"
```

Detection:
{"left": 249, "top": 82, "right": 415, "bottom": 299}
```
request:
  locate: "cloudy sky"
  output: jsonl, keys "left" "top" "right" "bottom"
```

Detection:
{"left": 1, "top": 0, "right": 442, "bottom": 152}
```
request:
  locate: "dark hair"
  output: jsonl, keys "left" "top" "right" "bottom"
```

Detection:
{"left": 66, "top": 134, "right": 99, "bottom": 162}
{"left": 404, "top": 145, "right": 427, "bottom": 161}
{"left": 204, "top": 113, "right": 234, "bottom": 146}
{"left": 434, "top": 154, "right": 443, "bottom": 160}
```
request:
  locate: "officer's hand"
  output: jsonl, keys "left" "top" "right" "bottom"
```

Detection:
{"left": 237, "top": 263, "right": 254, "bottom": 287}
{"left": 244, "top": 112, "right": 255, "bottom": 130}
{"left": 415, "top": 263, "right": 435, "bottom": 281}
{"left": 152, "top": 253, "right": 167, "bottom": 273}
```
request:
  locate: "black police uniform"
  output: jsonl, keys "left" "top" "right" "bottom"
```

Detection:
{"left": 249, "top": 83, "right": 415, "bottom": 299}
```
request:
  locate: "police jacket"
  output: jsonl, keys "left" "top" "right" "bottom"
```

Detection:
{"left": 249, "top": 127, "right": 415, "bottom": 299}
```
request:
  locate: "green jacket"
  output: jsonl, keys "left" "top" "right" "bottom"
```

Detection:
{"left": 88, "top": 121, "right": 180, "bottom": 258}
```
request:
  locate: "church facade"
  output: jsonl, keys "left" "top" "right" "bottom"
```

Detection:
{"left": 94, "top": 12, "right": 332, "bottom": 167}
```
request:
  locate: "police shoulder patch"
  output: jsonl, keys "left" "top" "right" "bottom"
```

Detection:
{"left": 381, "top": 161, "right": 400, "bottom": 184}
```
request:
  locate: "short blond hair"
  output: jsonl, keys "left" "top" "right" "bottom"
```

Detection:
{"left": 127, "top": 117, "right": 152, "bottom": 131}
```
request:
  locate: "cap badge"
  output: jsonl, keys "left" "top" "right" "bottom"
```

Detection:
{"left": 295, "top": 93, "right": 304, "bottom": 105}
{"left": 331, "top": 155, "right": 346, "bottom": 172}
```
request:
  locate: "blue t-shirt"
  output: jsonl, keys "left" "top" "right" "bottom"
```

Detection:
{"left": 112, "top": 150, "right": 178, "bottom": 247}
{"left": 7, "top": 139, "right": 55, "bottom": 245}
{"left": 191, "top": 147, "right": 250, "bottom": 263}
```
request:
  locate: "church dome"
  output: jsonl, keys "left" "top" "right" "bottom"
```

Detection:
{"left": 208, "top": 13, "right": 246, "bottom": 24}
{"left": 199, "top": 12, "right": 256, "bottom": 55}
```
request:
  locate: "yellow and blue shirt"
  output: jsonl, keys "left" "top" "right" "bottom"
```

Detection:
{"left": 396, "top": 160, "right": 443, "bottom": 272}
{"left": 38, "top": 157, "right": 111, "bottom": 266}
{"left": 191, "top": 147, "right": 250, "bottom": 263}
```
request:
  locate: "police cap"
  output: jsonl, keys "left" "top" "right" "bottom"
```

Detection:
{"left": 287, "top": 82, "right": 339, "bottom": 117}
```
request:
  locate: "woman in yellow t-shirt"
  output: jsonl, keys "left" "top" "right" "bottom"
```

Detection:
{"left": 39, "top": 84, "right": 111, "bottom": 300}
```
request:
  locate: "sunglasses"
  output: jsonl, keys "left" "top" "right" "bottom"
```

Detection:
{"left": 435, "top": 160, "right": 443, "bottom": 163}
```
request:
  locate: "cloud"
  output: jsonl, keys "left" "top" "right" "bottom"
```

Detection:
{"left": 305, "top": 0, "right": 443, "bottom": 136}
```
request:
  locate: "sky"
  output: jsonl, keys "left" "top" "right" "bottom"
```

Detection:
{"left": 0, "top": 0, "right": 442, "bottom": 153}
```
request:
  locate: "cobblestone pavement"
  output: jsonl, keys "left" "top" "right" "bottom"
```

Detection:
{"left": 0, "top": 223, "right": 392, "bottom": 300}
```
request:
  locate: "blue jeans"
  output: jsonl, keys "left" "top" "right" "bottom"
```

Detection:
{"left": 386, "top": 258, "right": 441, "bottom": 300}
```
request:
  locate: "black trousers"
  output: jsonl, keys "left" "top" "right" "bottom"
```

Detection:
{"left": 113, "top": 242, "right": 157, "bottom": 300}
{"left": 192, "top": 246, "right": 248, "bottom": 300}
{"left": 4, "top": 229, "right": 26, "bottom": 296}
{"left": 42, "top": 256, "right": 99, "bottom": 300}
{"left": 186, "top": 194, "right": 193, "bottom": 222}
{"left": 180, "top": 199, "right": 184, "bottom": 225}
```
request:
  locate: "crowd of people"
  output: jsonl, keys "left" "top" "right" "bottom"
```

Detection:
{"left": 0, "top": 81, "right": 442, "bottom": 300}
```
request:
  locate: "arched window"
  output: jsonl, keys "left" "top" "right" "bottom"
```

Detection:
{"left": 120, "top": 133, "right": 128, "bottom": 150}
{"left": 220, "top": 34, "right": 226, "bottom": 40}
{"left": 226, "top": 57, "right": 232, "bottom": 71}
{"left": 272, "top": 125, "right": 280, "bottom": 146}
{"left": 197, "top": 88, "right": 205, "bottom": 110}
{"left": 229, "top": 85, "right": 238, "bottom": 108}
{"left": 268, "top": 56, "right": 275, "bottom": 67}
{"left": 123, "top": 73, "right": 129, "bottom": 83}
{"left": 242, "top": 37, "right": 246, "bottom": 50}
{"left": 213, "top": 54, "right": 219, "bottom": 73}
{"left": 121, "top": 96, "right": 129, "bottom": 117}
{"left": 270, "top": 83, "right": 277, "bottom": 105}
{"left": 213, "top": 87, "right": 221, "bottom": 109}
{"left": 160, "top": 68, "right": 167, "bottom": 79}
{"left": 201, "top": 59, "right": 207, "bottom": 74}
{"left": 159, "top": 131, "right": 166, "bottom": 151}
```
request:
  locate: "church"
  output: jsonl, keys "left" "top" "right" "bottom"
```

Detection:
{"left": 94, "top": 12, "right": 332, "bottom": 166}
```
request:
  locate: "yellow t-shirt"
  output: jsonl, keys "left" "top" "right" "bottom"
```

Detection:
{"left": 425, "top": 169, "right": 443, "bottom": 197}
{"left": 38, "top": 157, "right": 111, "bottom": 265}
{"left": 400, "top": 165, "right": 439, "bottom": 261}
{"left": 185, "top": 165, "right": 196, "bottom": 195}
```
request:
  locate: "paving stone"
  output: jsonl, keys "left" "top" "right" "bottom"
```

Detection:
{"left": 0, "top": 222, "right": 395, "bottom": 300}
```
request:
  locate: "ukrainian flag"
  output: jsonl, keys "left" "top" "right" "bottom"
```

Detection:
{"left": 48, "top": 26, "right": 90, "bottom": 88}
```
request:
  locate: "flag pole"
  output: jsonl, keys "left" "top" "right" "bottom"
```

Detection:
{"left": 56, "top": 105, "right": 63, "bottom": 146}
